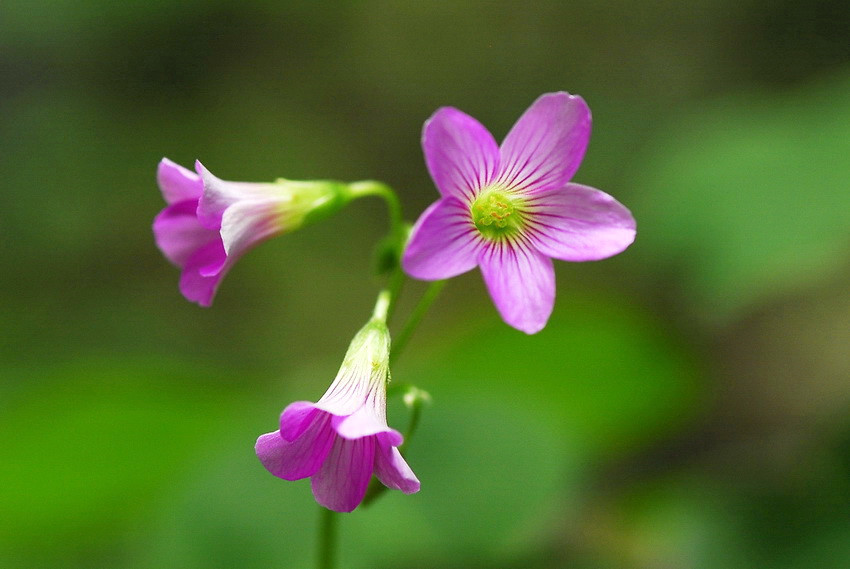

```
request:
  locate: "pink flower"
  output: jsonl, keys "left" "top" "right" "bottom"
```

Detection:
{"left": 153, "top": 159, "right": 348, "bottom": 306}
{"left": 255, "top": 321, "right": 419, "bottom": 512}
{"left": 402, "top": 92, "right": 636, "bottom": 334}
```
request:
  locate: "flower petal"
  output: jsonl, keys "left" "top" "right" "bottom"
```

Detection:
{"left": 317, "top": 372, "right": 375, "bottom": 417}
{"left": 479, "top": 240, "right": 555, "bottom": 334}
{"left": 153, "top": 200, "right": 219, "bottom": 267}
{"left": 280, "top": 401, "right": 321, "bottom": 442}
{"left": 218, "top": 199, "right": 286, "bottom": 259}
{"left": 402, "top": 198, "right": 482, "bottom": 280}
{"left": 195, "top": 161, "right": 287, "bottom": 230}
{"left": 334, "top": 403, "right": 398, "bottom": 441}
{"left": 178, "top": 239, "right": 228, "bottom": 307}
{"left": 374, "top": 435, "right": 420, "bottom": 494}
{"left": 498, "top": 92, "right": 591, "bottom": 194}
{"left": 255, "top": 412, "right": 335, "bottom": 481}
{"left": 526, "top": 183, "right": 636, "bottom": 261}
{"left": 157, "top": 158, "right": 203, "bottom": 205}
{"left": 311, "top": 436, "right": 376, "bottom": 512}
{"left": 422, "top": 107, "right": 500, "bottom": 201}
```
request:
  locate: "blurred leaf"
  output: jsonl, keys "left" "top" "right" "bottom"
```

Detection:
{"left": 629, "top": 72, "right": 850, "bottom": 323}
{"left": 0, "top": 357, "right": 248, "bottom": 566}
{"left": 403, "top": 289, "right": 703, "bottom": 459}
{"left": 606, "top": 475, "right": 751, "bottom": 569}
{"left": 782, "top": 523, "right": 850, "bottom": 569}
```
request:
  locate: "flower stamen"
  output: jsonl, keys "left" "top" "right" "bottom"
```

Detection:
{"left": 471, "top": 189, "right": 525, "bottom": 240}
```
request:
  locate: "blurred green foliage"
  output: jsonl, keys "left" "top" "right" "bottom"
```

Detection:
{"left": 631, "top": 73, "right": 850, "bottom": 324}
{"left": 2, "top": 1, "right": 849, "bottom": 568}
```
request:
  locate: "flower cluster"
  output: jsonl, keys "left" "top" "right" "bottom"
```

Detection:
{"left": 153, "top": 91, "right": 635, "bottom": 513}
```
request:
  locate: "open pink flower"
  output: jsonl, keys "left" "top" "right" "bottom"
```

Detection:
{"left": 255, "top": 321, "right": 419, "bottom": 512}
{"left": 153, "top": 159, "right": 347, "bottom": 306}
{"left": 403, "top": 92, "right": 636, "bottom": 334}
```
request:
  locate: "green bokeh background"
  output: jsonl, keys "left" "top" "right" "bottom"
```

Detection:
{"left": 3, "top": 1, "right": 850, "bottom": 568}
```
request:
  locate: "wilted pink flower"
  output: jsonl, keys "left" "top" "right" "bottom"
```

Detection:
{"left": 153, "top": 159, "right": 348, "bottom": 306}
{"left": 403, "top": 92, "right": 636, "bottom": 334}
{"left": 255, "top": 320, "right": 419, "bottom": 512}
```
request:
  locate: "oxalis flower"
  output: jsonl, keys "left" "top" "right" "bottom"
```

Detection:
{"left": 403, "top": 92, "right": 636, "bottom": 334}
{"left": 255, "top": 317, "right": 419, "bottom": 512}
{"left": 153, "top": 159, "right": 349, "bottom": 306}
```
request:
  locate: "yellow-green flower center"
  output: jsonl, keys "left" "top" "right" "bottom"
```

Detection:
{"left": 471, "top": 189, "right": 525, "bottom": 240}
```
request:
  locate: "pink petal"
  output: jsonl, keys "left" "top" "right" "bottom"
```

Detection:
{"left": 317, "top": 372, "right": 375, "bottom": 417}
{"left": 219, "top": 199, "right": 286, "bottom": 260}
{"left": 194, "top": 161, "right": 246, "bottom": 229}
{"left": 195, "top": 161, "right": 285, "bottom": 230}
{"left": 334, "top": 403, "right": 399, "bottom": 441}
{"left": 157, "top": 158, "right": 203, "bottom": 205}
{"left": 478, "top": 240, "right": 555, "bottom": 334}
{"left": 374, "top": 435, "right": 420, "bottom": 494}
{"left": 402, "top": 198, "right": 483, "bottom": 280}
{"left": 255, "top": 413, "right": 335, "bottom": 481}
{"left": 152, "top": 200, "right": 218, "bottom": 267}
{"left": 498, "top": 92, "right": 591, "bottom": 194}
{"left": 422, "top": 107, "right": 500, "bottom": 201}
{"left": 280, "top": 401, "right": 321, "bottom": 442}
{"left": 311, "top": 436, "right": 376, "bottom": 512}
{"left": 526, "top": 183, "right": 636, "bottom": 261}
{"left": 178, "top": 239, "right": 228, "bottom": 307}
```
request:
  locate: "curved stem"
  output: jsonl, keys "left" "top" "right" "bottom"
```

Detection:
{"left": 390, "top": 280, "right": 446, "bottom": 365}
{"left": 398, "top": 389, "right": 427, "bottom": 454}
{"left": 317, "top": 507, "right": 337, "bottom": 569}
{"left": 346, "top": 181, "right": 408, "bottom": 323}
{"left": 346, "top": 180, "right": 404, "bottom": 242}
{"left": 385, "top": 261, "right": 406, "bottom": 324}
{"left": 361, "top": 384, "right": 428, "bottom": 507}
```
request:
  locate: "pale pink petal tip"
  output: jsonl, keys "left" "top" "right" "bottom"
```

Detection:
{"left": 528, "top": 184, "right": 636, "bottom": 262}
{"left": 479, "top": 243, "right": 555, "bottom": 335}
{"left": 375, "top": 437, "right": 420, "bottom": 494}
{"left": 422, "top": 107, "right": 500, "bottom": 200}
{"left": 498, "top": 91, "right": 591, "bottom": 193}
{"left": 157, "top": 157, "right": 203, "bottom": 204}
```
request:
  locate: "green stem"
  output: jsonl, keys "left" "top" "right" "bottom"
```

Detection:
{"left": 346, "top": 180, "right": 404, "bottom": 242}
{"left": 384, "top": 260, "right": 406, "bottom": 324}
{"left": 346, "top": 180, "right": 408, "bottom": 323}
{"left": 317, "top": 506, "right": 337, "bottom": 569}
{"left": 390, "top": 280, "right": 446, "bottom": 365}
{"left": 336, "top": 183, "right": 443, "bottom": 511}
{"left": 371, "top": 289, "right": 391, "bottom": 322}
{"left": 369, "top": 264, "right": 405, "bottom": 328}
{"left": 398, "top": 389, "right": 426, "bottom": 454}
